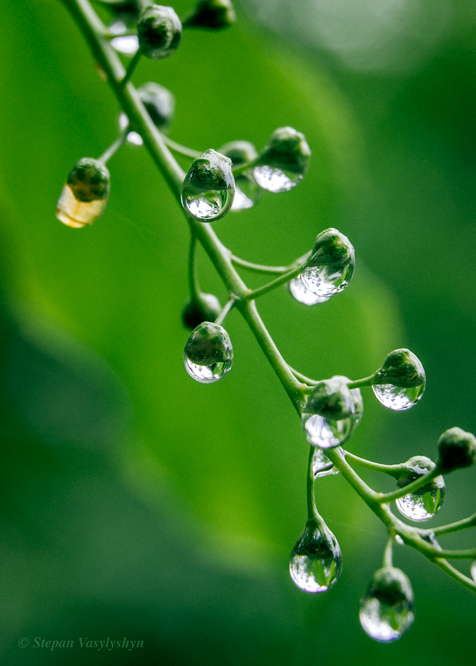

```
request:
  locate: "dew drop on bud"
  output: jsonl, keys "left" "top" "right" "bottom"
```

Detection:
{"left": 183, "top": 321, "right": 233, "bottom": 383}
{"left": 287, "top": 276, "right": 330, "bottom": 305}
{"left": 301, "top": 228, "right": 355, "bottom": 298}
{"left": 359, "top": 566, "right": 414, "bottom": 642}
{"left": 289, "top": 519, "right": 342, "bottom": 593}
{"left": 56, "top": 158, "right": 110, "bottom": 228}
{"left": 312, "top": 447, "right": 338, "bottom": 478}
{"left": 372, "top": 348, "right": 425, "bottom": 410}
{"left": 254, "top": 127, "right": 311, "bottom": 193}
{"left": 395, "top": 456, "right": 445, "bottom": 521}
{"left": 182, "top": 149, "right": 235, "bottom": 222}
{"left": 302, "top": 376, "right": 362, "bottom": 449}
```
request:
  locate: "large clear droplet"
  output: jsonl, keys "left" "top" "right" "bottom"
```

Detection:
{"left": 302, "top": 413, "right": 353, "bottom": 449}
{"left": 253, "top": 165, "right": 302, "bottom": 193}
{"left": 395, "top": 456, "right": 445, "bottom": 521}
{"left": 312, "top": 447, "right": 338, "bottom": 478}
{"left": 372, "top": 383, "right": 425, "bottom": 410}
{"left": 182, "top": 150, "right": 235, "bottom": 222}
{"left": 289, "top": 519, "right": 342, "bottom": 593}
{"left": 288, "top": 276, "right": 330, "bottom": 305}
{"left": 359, "top": 567, "right": 414, "bottom": 642}
{"left": 183, "top": 322, "right": 233, "bottom": 384}
{"left": 301, "top": 263, "right": 353, "bottom": 298}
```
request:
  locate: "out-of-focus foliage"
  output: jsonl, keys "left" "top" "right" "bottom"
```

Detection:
{"left": 0, "top": 0, "right": 474, "bottom": 664}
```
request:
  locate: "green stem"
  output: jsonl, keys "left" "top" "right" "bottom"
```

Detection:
{"left": 433, "top": 548, "right": 476, "bottom": 559}
{"left": 433, "top": 559, "right": 476, "bottom": 592}
{"left": 163, "top": 136, "right": 201, "bottom": 159}
{"left": 377, "top": 466, "right": 442, "bottom": 504}
{"left": 230, "top": 255, "right": 289, "bottom": 275}
{"left": 215, "top": 297, "right": 237, "bottom": 326}
{"left": 382, "top": 535, "right": 394, "bottom": 568}
{"left": 188, "top": 232, "right": 200, "bottom": 302}
{"left": 307, "top": 445, "right": 317, "bottom": 521}
{"left": 244, "top": 263, "right": 305, "bottom": 301}
{"left": 97, "top": 130, "right": 127, "bottom": 164}
{"left": 343, "top": 451, "right": 405, "bottom": 478}
{"left": 120, "top": 48, "right": 141, "bottom": 87}
{"left": 347, "top": 374, "right": 375, "bottom": 389}
{"left": 432, "top": 513, "right": 476, "bottom": 536}
{"left": 233, "top": 158, "right": 258, "bottom": 177}
{"left": 289, "top": 367, "right": 319, "bottom": 387}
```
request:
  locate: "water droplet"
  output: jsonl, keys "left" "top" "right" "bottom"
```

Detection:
{"left": 359, "top": 567, "right": 414, "bottom": 642}
{"left": 287, "top": 276, "right": 330, "bottom": 305}
{"left": 118, "top": 113, "right": 143, "bottom": 145}
{"left": 253, "top": 165, "right": 302, "bottom": 192}
{"left": 395, "top": 456, "right": 445, "bottom": 521}
{"left": 182, "top": 150, "right": 235, "bottom": 222}
{"left": 254, "top": 127, "right": 311, "bottom": 193}
{"left": 395, "top": 535, "right": 404, "bottom": 545}
{"left": 183, "top": 322, "right": 233, "bottom": 384}
{"left": 471, "top": 560, "right": 476, "bottom": 583}
{"left": 56, "top": 158, "right": 110, "bottom": 228}
{"left": 231, "top": 175, "right": 262, "bottom": 211}
{"left": 312, "top": 447, "right": 338, "bottom": 478}
{"left": 302, "top": 376, "right": 363, "bottom": 448}
{"left": 372, "top": 383, "right": 425, "bottom": 411}
{"left": 108, "top": 18, "right": 139, "bottom": 56}
{"left": 289, "top": 519, "right": 342, "bottom": 593}
{"left": 301, "top": 228, "right": 355, "bottom": 297}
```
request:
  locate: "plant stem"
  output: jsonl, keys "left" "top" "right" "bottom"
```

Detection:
{"left": 432, "top": 513, "right": 476, "bottom": 536}
{"left": 215, "top": 297, "right": 237, "bottom": 326}
{"left": 230, "top": 255, "right": 288, "bottom": 275}
{"left": 188, "top": 232, "right": 200, "bottom": 302}
{"left": 97, "top": 130, "right": 127, "bottom": 164}
{"left": 120, "top": 48, "right": 141, "bottom": 87}
{"left": 163, "top": 136, "right": 201, "bottom": 159}
{"left": 343, "top": 451, "right": 405, "bottom": 477}
{"left": 244, "top": 264, "right": 305, "bottom": 301}
{"left": 347, "top": 374, "right": 375, "bottom": 389}
{"left": 377, "top": 466, "right": 442, "bottom": 504}
{"left": 307, "top": 445, "right": 317, "bottom": 521}
{"left": 382, "top": 535, "right": 393, "bottom": 568}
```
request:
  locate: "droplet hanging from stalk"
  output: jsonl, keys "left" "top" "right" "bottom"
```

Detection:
{"left": 394, "top": 456, "right": 445, "bottom": 521}
{"left": 56, "top": 158, "right": 110, "bottom": 228}
{"left": 183, "top": 321, "right": 233, "bottom": 383}
{"left": 372, "top": 349, "right": 425, "bottom": 411}
{"left": 312, "top": 447, "right": 338, "bottom": 478}
{"left": 182, "top": 149, "right": 235, "bottom": 222}
{"left": 301, "top": 228, "right": 355, "bottom": 299}
{"left": 289, "top": 518, "right": 342, "bottom": 593}
{"left": 253, "top": 126, "right": 311, "bottom": 193}
{"left": 287, "top": 276, "right": 330, "bottom": 305}
{"left": 359, "top": 566, "right": 414, "bottom": 642}
{"left": 302, "top": 376, "right": 362, "bottom": 449}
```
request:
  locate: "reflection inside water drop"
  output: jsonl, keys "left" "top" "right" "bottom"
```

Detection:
{"left": 253, "top": 165, "right": 302, "bottom": 193}
{"left": 372, "top": 383, "right": 425, "bottom": 410}
{"left": 288, "top": 276, "right": 330, "bottom": 305}
{"left": 289, "top": 520, "right": 342, "bottom": 593}
{"left": 301, "top": 263, "right": 353, "bottom": 298}
{"left": 183, "top": 356, "right": 232, "bottom": 384}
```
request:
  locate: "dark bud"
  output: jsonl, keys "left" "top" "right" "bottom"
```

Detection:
{"left": 137, "top": 82, "right": 175, "bottom": 133}
{"left": 137, "top": 5, "right": 182, "bottom": 60}
{"left": 437, "top": 427, "right": 476, "bottom": 473}
{"left": 182, "top": 293, "right": 221, "bottom": 330}
{"left": 183, "top": 0, "right": 236, "bottom": 30}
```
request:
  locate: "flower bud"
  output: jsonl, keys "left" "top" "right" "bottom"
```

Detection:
{"left": 301, "top": 228, "right": 355, "bottom": 298}
{"left": 359, "top": 566, "right": 414, "bottom": 642}
{"left": 56, "top": 158, "right": 110, "bottom": 228}
{"left": 137, "top": 81, "right": 175, "bottom": 132}
{"left": 182, "top": 149, "right": 235, "bottom": 222}
{"left": 254, "top": 126, "right": 311, "bottom": 193}
{"left": 219, "top": 140, "right": 261, "bottom": 211}
{"left": 182, "top": 293, "right": 221, "bottom": 330}
{"left": 137, "top": 5, "right": 182, "bottom": 60}
{"left": 184, "top": 322, "right": 233, "bottom": 383}
{"left": 437, "top": 427, "right": 476, "bottom": 473}
{"left": 183, "top": 0, "right": 236, "bottom": 30}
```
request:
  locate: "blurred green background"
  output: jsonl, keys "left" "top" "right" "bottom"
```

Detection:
{"left": 0, "top": 0, "right": 475, "bottom": 663}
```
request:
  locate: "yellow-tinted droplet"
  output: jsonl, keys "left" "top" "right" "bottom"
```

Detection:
{"left": 56, "top": 184, "right": 107, "bottom": 228}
